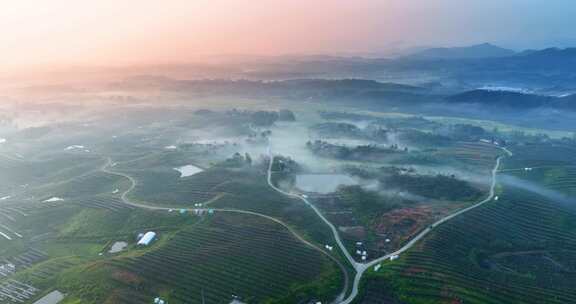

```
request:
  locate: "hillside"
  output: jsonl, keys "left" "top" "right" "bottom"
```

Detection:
{"left": 407, "top": 43, "right": 516, "bottom": 59}
{"left": 445, "top": 90, "right": 554, "bottom": 109}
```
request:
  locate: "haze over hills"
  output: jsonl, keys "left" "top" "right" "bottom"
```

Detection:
{"left": 444, "top": 89, "right": 573, "bottom": 110}
{"left": 4, "top": 1, "right": 576, "bottom": 303}
{"left": 405, "top": 43, "right": 516, "bottom": 59}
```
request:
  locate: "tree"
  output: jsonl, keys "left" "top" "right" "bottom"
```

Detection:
{"left": 278, "top": 109, "right": 296, "bottom": 121}
{"left": 251, "top": 111, "right": 279, "bottom": 127}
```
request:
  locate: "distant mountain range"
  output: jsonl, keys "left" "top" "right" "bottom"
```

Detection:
{"left": 445, "top": 89, "right": 576, "bottom": 110}
{"left": 113, "top": 76, "right": 576, "bottom": 112}
{"left": 406, "top": 43, "right": 516, "bottom": 59}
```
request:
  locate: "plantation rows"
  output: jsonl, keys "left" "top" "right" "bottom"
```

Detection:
{"left": 0, "top": 279, "right": 38, "bottom": 304}
{"left": 211, "top": 175, "right": 339, "bottom": 248}
{"left": 0, "top": 155, "right": 102, "bottom": 192}
{"left": 110, "top": 214, "right": 332, "bottom": 304}
{"left": 501, "top": 144, "right": 576, "bottom": 170}
{"left": 501, "top": 144, "right": 576, "bottom": 197}
{"left": 29, "top": 259, "right": 77, "bottom": 282}
{"left": 128, "top": 168, "right": 244, "bottom": 205}
{"left": 44, "top": 171, "right": 124, "bottom": 199}
{"left": 360, "top": 147, "right": 576, "bottom": 304}
{"left": 1, "top": 200, "right": 64, "bottom": 219}
{"left": 506, "top": 166, "right": 576, "bottom": 198}
{"left": 0, "top": 155, "right": 25, "bottom": 170}
{"left": 440, "top": 142, "right": 501, "bottom": 170}
{"left": 3, "top": 248, "right": 47, "bottom": 270}
{"left": 74, "top": 196, "right": 135, "bottom": 212}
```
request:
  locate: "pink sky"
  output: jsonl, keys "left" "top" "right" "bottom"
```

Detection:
{"left": 0, "top": 0, "right": 390, "bottom": 68}
{"left": 1, "top": 0, "right": 575, "bottom": 70}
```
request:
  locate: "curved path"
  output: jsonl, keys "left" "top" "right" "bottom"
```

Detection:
{"left": 267, "top": 154, "right": 362, "bottom": 270}
{"left": 101, "top": 157, "right": 349, "bottom": 302}
{"left": 267, "top": 146, "right": 513, "bottom": 304}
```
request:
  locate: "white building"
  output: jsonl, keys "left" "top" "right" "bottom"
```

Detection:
{"left": 137, "top": 231, "right": 157, "bottom": 246}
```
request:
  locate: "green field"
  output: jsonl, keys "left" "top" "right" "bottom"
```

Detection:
{"left": 59, "top": 213, "right": 342, "bottom": 304}
{"left": 2, "top": 105, "right": 576, "bottom": 304}
{"left": 357, "top": 144, "right": 576, "bottom": 304}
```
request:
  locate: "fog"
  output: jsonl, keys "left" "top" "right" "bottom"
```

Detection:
{"left": 500, "top": 174, "right": 575, "bottom": 208}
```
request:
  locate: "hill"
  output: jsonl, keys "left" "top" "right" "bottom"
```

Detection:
{"left": 445, "top": 89, "right": 553, "bottom": 109}
{"left": 407, "top": 43, "right": 516, "bottom": 59}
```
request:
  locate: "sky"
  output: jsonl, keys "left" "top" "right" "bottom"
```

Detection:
{"left": 1, "top": 0, "right": 576, "bottom": 70}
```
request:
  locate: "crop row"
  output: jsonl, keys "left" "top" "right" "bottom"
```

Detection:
{"left": 360, "top": 146, "right": 576, "bottom": 303}
{"left": 109, "top": 214, "right": 332, "bottom": 304}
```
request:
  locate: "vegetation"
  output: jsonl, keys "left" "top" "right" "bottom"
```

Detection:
{"left": 383, "top": 172, "right": 482, "bottom": 201}
{"left": 58, "top": 213, "right": 342, "bottom": 304}
{"left": 306, "top": 140, "right": 406, "bottom": 161}
{"left": 357, "top": 144, "right": 576, "bottom": 304}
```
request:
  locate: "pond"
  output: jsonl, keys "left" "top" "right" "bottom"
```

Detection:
{"left": 174, "top": 165, "right": 204, "bottom": 177}
{"left": 295, "top": 174, "right": 358, "bottom": 194}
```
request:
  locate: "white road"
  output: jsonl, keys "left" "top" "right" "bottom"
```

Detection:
{"left": 103, "top": 142, "right": 512, "bottom": 304}
{"left": 267, "top": 146, "right": 513, "bottom": 304}
{"left": 101, "top": 157, "right": 350, "bottom": 301}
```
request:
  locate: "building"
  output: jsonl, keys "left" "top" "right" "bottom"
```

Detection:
{"left": 137, "top": 231, "right": 157, "bottom": 246}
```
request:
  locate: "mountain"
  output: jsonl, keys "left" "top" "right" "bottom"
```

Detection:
{"left": 446, "top": 89, "right": 553, "bottom": 109}
{"left": 407, "top": 43, "right": 516, "bottom": 59}
{"left": 511, "top": 47, "right": 576, "bottom": 67}
{"left": 556, "top": 93, "right": 576, "bottom": 110}
{"left": 445, "top": 89, "right": 576, "bottom": 111}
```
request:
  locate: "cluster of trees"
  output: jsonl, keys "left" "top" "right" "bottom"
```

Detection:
{"left": 447, "top": 124, "right": 487, "bottom": 141}
{"left": 246, "top": 130, "right": 272, "bottom": 145}
{"left": 195, "top": 109, "right": 296, "bottom": 127}
{"left": 310, "top": 122, "right": 363, "bottom": 138}
{"left": 220, "top": 152, "right": 253, "bottom": 168}
{"left": 250, "top": 109, "right": 296, "bottom": 126}
{"left": 382, "top": 171, "right": 482, "bottom": 202}
{"left": 373, "top": 116, "right": 442, "bottom": 131}
{"left": 337, "top": 185, "right": 400, "bottom": 219}
{"left": 345, "top": 165, "right": 481, "bottom": 202}
{"left": 306, "top": 140, "right": 406, "bottom": 161}
{"left": 272, "top": 156, "right": 300, "bottom": 173}
{"left": 318, "top": 111, "right": 372, "bottom": 121}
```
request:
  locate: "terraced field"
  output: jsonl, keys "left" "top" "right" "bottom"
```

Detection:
{"left": 63, "top": 213, "right": 342, "bottom": 304}
{"left": 357, "top": 144, "right": 576, "bottom": 304}
{"left": 123, "top": 168, "right": 240, "bottom": 206}
{"left": 438, "top": 141, "right": 503, "bottom": 172}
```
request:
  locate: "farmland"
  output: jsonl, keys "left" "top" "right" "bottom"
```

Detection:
{"left": 280, "top": 140, "right": 504, "bottom": 263}
{"left": 61, "top": 213, "right": 342, "bottom": 304}
{"left": 1, "top": 102, "right": 576, "bottom": 304}
{"left": 357, "top": 144, "right": 576, "bottom": 304}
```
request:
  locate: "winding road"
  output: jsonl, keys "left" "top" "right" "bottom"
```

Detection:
{"left": 100, "top": 157, "right": 350, "bottom": 301}
{"left": 267, "top": 146, "right": 513, "bottom": 304}
{"left": 103, "top": 142, "right": 512, "bottom": 304}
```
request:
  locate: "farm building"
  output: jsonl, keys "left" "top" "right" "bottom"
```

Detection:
{"left": 137, "top": 231, "right": 157, "bottom": 246}
{"left": 154, "top": 297, "right": 166, "bottom": 304}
